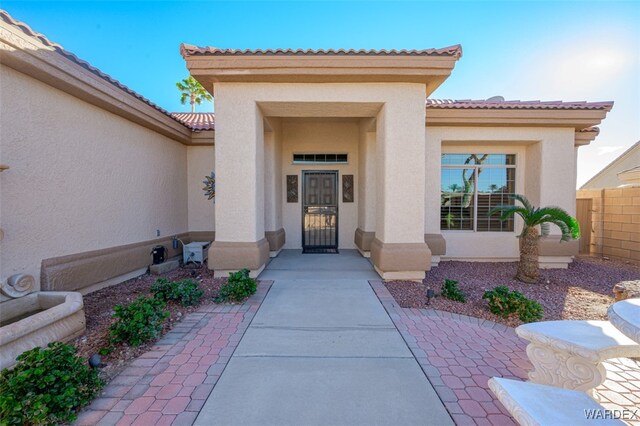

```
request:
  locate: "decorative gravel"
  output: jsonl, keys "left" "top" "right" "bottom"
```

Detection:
{"left": 385, "top": 257, "right": 640, "bottom": 328}
{"left": 72, "top": 266, "right": 227, "bottom": 381}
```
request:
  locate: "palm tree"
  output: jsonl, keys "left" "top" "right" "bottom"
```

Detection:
{"left": 176, "top": 76, "right": 212, "bottom": 112}
{"left": 448, "top": 183, "right": 461, "bottom": 192}
{"left": 489, "top": 194, "right": 580, "bottom": 283}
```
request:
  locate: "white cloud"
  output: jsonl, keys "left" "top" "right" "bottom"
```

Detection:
{"left": 597, "top": 145, "right": 625, "bottom": 155}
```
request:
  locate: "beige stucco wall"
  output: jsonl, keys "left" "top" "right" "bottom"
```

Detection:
{"left": 375, "top": 89, "right": 427, "bottom": 245}
{"left": 212, "top": 84, "right": 265, "bottom": 242}
{"left": 357, "top": 120, "right": 376, "bottom": 233}
{"left": 0, "top": 66, "right": 188, "bottom": 289}
{"left": 187, "top": 145, "right": 215, "bottom": 232}
{"left": 264, "top": 118, "right": 283, "bottom": 233}
{"left": 581, "top": 144, "right": 640, "bottom": 189}
{"left": 426, "top": 126, "right": 576, "bottom": 260}
{"left": 281, "top": 119, "right": 359, "bottom": 249}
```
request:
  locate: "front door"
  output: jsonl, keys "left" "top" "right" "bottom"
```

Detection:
{"left": 302, "top": 171, "right": 338, "bottom": 253}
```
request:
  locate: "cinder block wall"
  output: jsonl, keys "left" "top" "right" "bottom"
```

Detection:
{"left": 577, "top": 187, "right": 640, "bottom": 264}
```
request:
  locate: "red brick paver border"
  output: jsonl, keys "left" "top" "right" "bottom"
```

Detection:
{"left": 370, "top": 280, "right": 640, "bottom": 426}
{"left": 75, "top": 281, "right": 272, "bottom": 426}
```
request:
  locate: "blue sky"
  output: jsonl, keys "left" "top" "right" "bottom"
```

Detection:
{"left": 2, "top": 1, "right": 639, "bottom": 186}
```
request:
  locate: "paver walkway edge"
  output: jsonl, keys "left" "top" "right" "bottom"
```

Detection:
{"left": 75, "top": 282, "right": 273, "bottom": 426}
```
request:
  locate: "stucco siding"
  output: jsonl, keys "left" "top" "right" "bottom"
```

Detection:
{"left": 0, "top": 66, "right": 188, "bottom": 289}
{"left": 426, "top": 126, "right": 576, "bottom": 260}
{"left": 357, "top": 120, "right": 376, "bottom": 233}
{"left": 187, "top": 146, "right": 215, "bottom": 232}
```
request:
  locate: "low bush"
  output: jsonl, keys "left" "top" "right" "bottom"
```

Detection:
{"left": 108, "top": 296, "right": 170, "bottom": 347}
{"left": 215, "top": 268, "right": 257, "bottom": 303}
{"left": 151, "top": 277, "right": 204, "bottom": 307}
{"left": 482, "top": 285, "right": 543, "bottom": 323}
{"left": 441, "top": 279, "right": 466, "bottom": 303}
{"left": 0, "top": 342, "right": 103, "bottom": 425}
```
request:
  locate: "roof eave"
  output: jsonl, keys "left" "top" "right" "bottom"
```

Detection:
{"left": 182, "top": 44, "right": 462, "bottom": 96}
{"left": 425, "top": 107, "right": 611, "bottom": 131}
{"left": 574, "top": 127, "right": 600, "bottom": 146}
{"left": 0, "top": 11, "right": 194, "bottom": 144}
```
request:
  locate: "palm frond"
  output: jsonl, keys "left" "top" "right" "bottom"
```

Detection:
{"left": 547, "top": 219, "right": 571, "bottom": 241}
{"left": 489, "top": 194, "right": 580, "bottom": 241}
{"left": 535, "top": 206, "right": 581, "bottom": 240}
{"left": 490, "top": 206, "right": 529, "bottom": 222}
{"left": 510, "top": 194, "right": 533, "bottom": 212}
{"left": 176, "top": 76, "right": 212, "bottom": 108}
{"left": 540, "top": 222, "right": 550, "bottom": 237}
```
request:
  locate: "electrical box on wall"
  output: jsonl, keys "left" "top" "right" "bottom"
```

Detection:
{"left": 183, "top": 241, "right": 211, "bottom": 266}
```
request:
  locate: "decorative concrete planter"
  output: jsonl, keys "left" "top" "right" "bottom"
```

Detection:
{"left": 0, "top": 292, "right": 86, "bottom": 370}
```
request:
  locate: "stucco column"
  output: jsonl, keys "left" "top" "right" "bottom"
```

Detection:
{"left": 371, "top": 91, "right": 431, "bottom": 280}
{"left": 263, "top": 118, "right": 285, "bottom": 257}
{"left": 424, "top": 127, "right": 446, "bottom": 264}
{"left": 355, "top": 119, "right": 376, "bottom": 257}
{"left": 209, "top": 88, "right": 269, "bottom": 277}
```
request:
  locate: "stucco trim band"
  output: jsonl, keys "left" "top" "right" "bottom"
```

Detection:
{"left": 188, "top": 231, "right": 216, "bottom": 242}
{"left": 537, "top": 236, "right": 579, "bottom": 256}
{"left": 209, "top": 239, "right": 270, "bottom": 275}
{"left": 424, "top": 233, "right": 446, "bottom": 256}
{"left": 354, "top": 228, "right": 375, "bottom": 252}
{"left": 370, "top": 238, "right": 432, "bottom": 280}
{"left": 40, "top": 232, "right": 216, "bottom": 293}
{"left": 265, "top": 228, "right": 286, "bottom": 253}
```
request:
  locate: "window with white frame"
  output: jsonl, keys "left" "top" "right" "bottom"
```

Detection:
{"left": 440, "top": 154, "right": 516, "bottom": 232}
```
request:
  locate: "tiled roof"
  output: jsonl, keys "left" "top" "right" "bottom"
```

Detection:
{"left": 171, "top": 111, "right": 600, "bottom": 133}
{"left": 171, "top": 113, "right": 215, "bottom": 131}
{"left": 180, "top": 44, "right": 463, "bottom": 58}
{"left": 0, "top": 10, "right": 191, "bottom": 129}
{"left": 169, "top": 113, "right": 609, "bottom": 133}
{"left": 426, "top": 99, "right": 614, "bottom": 111}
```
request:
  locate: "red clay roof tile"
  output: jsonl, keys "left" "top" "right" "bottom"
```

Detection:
{"left": 170, "top": 113, "right": 215, "bottom": 131}
{"left": 179, "top": 44, "right": 463, "bottom": 58}
{"left": 426, "top": 99, "right": 613, "bottom": 111}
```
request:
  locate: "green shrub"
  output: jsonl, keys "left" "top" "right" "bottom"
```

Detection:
{"left": 441, "top": 279, "right": 466, "bottom": 303}
{"left": 482, "top": 286, "right": 544, "bottom": 323}
{"left": 518, "top": 299, "right": 544, "bottom": 323}
{"left": 109, "top": 296, "right": 169, "bottom": 347}
{"left": 0, "top": 342, "right": 103, "bottom": 425}
{"left": 215, "top": 269, "right": 257, "bottom": 303}
{"left": 151, "top": 277, "right": 204, "bottom": 307}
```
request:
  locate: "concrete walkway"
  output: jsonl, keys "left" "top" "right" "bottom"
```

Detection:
{"left": 194, "top": 250, "right": 453, "bottom": 426}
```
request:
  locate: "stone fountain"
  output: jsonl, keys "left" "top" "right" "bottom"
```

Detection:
{"left": 0, "top": 273, "right": 86, "bottom": 370}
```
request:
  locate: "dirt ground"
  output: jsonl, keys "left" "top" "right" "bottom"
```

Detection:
{"left": 385, "top": 256, "right": 640, "bottom": 328}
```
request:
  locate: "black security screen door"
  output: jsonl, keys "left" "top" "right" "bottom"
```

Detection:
{"left": 302, "top": 171, "right": 338, "bottom": 253}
